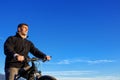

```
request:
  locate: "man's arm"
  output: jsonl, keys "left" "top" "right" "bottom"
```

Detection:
{"left": 4, "top": 37, "right": 16, "bottom": 58}
{"left": 4, "top": 36, "right": 25, "bottom": 61}
{"left": 29, "top": 42, "right": 51, "bottom": 60}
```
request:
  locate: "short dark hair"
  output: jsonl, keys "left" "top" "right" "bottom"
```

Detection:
{"left": 17, "top": 23, "right": 28, "bottom": 28}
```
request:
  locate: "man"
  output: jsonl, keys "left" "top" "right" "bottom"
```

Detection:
{"left": 4, "top": 23, "right": 51, "bottom": 80}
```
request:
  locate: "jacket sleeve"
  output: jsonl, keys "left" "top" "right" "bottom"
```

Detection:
{"left": 29, "top": 41, "right": 46, "bottom": 60}
{"left": 4, "top": 36, "right": 16, "bottom": 58}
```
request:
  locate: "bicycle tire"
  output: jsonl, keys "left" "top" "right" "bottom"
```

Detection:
{"left": 38, "top": 75, "right": 57, "bottom": 80}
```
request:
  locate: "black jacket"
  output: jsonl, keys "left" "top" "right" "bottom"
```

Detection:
{"left": 4, "top": 33, "right": 46, "bottom": 68}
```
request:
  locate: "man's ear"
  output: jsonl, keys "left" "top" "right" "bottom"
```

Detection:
{"left": 18, "top": 27, "right": 21, "bottom": 32}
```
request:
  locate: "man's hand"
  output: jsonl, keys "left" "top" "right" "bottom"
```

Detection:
{"left": 16, "top": 54, "right": 25, "bottom": 62}
{"left": 46, "top": 56, "right": 51, "bottom": 61}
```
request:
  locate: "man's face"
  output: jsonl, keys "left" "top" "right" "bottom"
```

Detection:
{"left": 18, "top": 25, "right": 28, "bottom": 35}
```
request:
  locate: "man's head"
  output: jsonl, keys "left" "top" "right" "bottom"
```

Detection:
{"left": 17, "top": 23, "right": 29, "bottom": 38}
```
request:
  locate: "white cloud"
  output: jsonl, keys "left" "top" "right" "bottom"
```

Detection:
{"left": 57, "top": 60, "right": 70, "bottom": 64}
{"left": 56, "top": 59, "right": 83, "bottom": 64}
{"left": 43, "top": 70, "right": 96, "bottom": 77}
{"left": 87, "top": 60, "right": 115, "bottom": 64}
{"left": 57, "top": 76, "right": 120, "bottom": 80}
{"left": 42, "top": 71, "right": 120, "bottom": 80}
{"left": 56, "top": 59, "right": 115, "bottom": 65}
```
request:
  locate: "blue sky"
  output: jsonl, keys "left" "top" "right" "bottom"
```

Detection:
{"left": 0, "top": 0, "right": 120, "bottom": 80}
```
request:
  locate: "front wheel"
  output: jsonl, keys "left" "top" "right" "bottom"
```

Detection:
{"left": 38, "top": 75, "right": 57, "bottom": 80}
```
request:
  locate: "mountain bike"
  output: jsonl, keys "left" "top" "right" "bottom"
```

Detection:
{"left": 14, "top": 57, "right": 57, "bottom": 80}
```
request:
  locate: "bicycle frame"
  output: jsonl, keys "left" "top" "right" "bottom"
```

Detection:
{"left": 15, "top": 57, "right": 57, "bottom": 80}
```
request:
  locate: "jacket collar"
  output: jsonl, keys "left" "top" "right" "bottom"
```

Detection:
{"left": 15, "top": 32, "right": 28, "bottom": 39}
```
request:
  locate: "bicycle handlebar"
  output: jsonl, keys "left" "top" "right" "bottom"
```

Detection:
{"left": 27, "top": 56, "right": 52, "bottom": 62}
{"left": 27, "top": 57, "right": 41, "bottom": 62}
{"left": 10, "top": 56, "right": 51, "bottom": 63}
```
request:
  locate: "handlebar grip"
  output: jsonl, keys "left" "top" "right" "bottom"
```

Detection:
{"left": 42, "top": 56, "right": 52, "bottom": 62}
